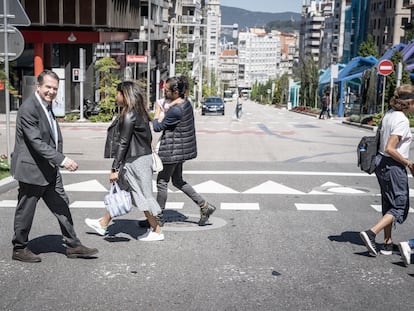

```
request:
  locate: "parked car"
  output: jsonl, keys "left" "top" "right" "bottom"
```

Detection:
{"left": 201, "top": 96, "right": 225, "bottom": 115}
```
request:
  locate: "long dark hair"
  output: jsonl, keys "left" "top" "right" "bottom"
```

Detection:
{"left": 117, "top": 81, "right": 151, "bottom": 121}
{"left": 166, "top": 75, "right": 189, "bottom": 99}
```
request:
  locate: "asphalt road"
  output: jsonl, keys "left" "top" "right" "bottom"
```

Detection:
{"left": 0, "top": 101, "right": 413, "bottom": 310}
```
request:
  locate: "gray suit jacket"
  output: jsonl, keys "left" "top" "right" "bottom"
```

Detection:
{"left": 11, "top": 93, "right": 65, "bottom": 186}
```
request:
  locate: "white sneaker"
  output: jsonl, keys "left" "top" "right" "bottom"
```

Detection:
{"left": 398, "top": 241, "right": 412, "bottom": 267}
{"left": 137, "top": 229, "right": 150, "bottom": 240}
{"left": 85, "top": 218, "right": 107, "bottom": 236}
{"left": 138, "top": 229, "right": 164, "bottom": 241}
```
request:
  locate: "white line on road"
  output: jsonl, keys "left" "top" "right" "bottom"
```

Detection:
{"left": 295, "top": 204, "right": 338, "bottom": 211}
{"left": 221, "top": 203, "right": 260, "bottom": 210}
{"left": 61, "top": 170, "right": 379, "bottom": 177}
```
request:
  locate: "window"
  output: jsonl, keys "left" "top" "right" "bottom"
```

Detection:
{"left": 80, "top": 0, "right": 92, "bottom": 25}
{"left": 45, "top": 0, "right": 59, "bottom": 24}
{"left": 24, "top": 0, "right": 40, "bottom": 23}
{"left": 63, "top": 0, "right": 76, "bottom": 24}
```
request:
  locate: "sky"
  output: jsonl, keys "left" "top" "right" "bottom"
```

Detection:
{"left": 219, "top": 0, "right": 301, "bottom": 13}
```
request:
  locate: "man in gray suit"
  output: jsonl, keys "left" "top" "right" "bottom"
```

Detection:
{"left": 11, "top": 70, "right": 98, "bottom": 263}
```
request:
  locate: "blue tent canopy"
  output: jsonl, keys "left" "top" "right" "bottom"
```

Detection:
{"left": 381, "top": 43, "right": 407, "bottom": 61}
{"left": 318, "top": 64, "right": 346, "bottom": 85}
{"left": 336, "top": 56, "right": 378, "bottom": 80}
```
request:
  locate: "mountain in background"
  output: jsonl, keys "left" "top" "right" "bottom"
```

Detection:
{"left": 221, "top": 6, "right": 301, "bottom": 33}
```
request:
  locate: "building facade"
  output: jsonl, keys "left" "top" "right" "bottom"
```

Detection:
{"left": 15, "top": 0, "right": 171, "bottom": 110}
{"left": 368, "top": 0, "right": 410, "bottom": 54}
{"left": 237, "top": 29, "right": 281, "bottom": 88}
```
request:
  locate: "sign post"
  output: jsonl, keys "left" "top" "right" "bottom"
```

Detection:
{"left": 0, "top": 0, "right": 31, "bottom": 165}
{"left": 377, "top": 59, "right": 394, "bottom": 115}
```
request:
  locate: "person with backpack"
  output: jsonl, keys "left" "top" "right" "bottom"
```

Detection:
{"left": 360, "top": 84, "right": 414, "bottom": 257}
{"left": 319, "top": 90, "right": 331, "bottom": 119}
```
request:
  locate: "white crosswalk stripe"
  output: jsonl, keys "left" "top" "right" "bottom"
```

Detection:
{"left": 295, "top": 204, "right": 337, "bottom": 211}
{"left": 221, "top": 203, "right": 260, "bottom": 210}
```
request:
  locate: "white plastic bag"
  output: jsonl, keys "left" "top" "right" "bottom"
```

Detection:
{"left": 104, "top": 182, "right": 132, "bottom": 217}
{"left": 151, "top": 151, "right": 163, "bottom": 174}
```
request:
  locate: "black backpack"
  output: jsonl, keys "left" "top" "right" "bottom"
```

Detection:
{"left": 357, "top": 122, "right": 382, "bottom": 174}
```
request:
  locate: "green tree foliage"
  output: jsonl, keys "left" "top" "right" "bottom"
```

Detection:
{"left": 175, "top": 43, "right": 192, "bottom": 78}
{"left": 0, "top": 62, "right": 19, "bottom": 96}
{"left": 201, "top": 70, "right": 218, "bottom": 98}
{"left": 94, "top": 57, "right": 121, "bottom": 120}
{"left": 405, "top": 29, "right": 414, "bottom": 43}
{"left": 272, "top": 73, "right": 289, "bottom": 105}
{"left": 384, "top": 51, "right": 411, "bottom": 105}
{"left": 299, "top": 55, "right": 319, "bottom": 108}
{"left": 358, "top": 34, "right": 379, "bottom": 58}
{"left": 279, "top": 73, "right": 290, "bottom": 105}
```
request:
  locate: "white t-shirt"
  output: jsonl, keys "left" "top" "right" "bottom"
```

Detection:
{"left": 379, "top": 109, "right": 412, "bottom": 159}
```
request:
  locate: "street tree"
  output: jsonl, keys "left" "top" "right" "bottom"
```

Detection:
{"left": 94, "top": 57, "right": 121, "bottom": 120}
{"left": 358, "top": 34, "right": 379, "bottom": 58}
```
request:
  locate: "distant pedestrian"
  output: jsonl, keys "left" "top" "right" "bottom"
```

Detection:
{"left": 85, "top": 81, "right": 164, "bottom": 241}
{"left": 235, "top": 93, "right": 243, "bottom": 119}
{"left": 319, "top": 90, "right": 331, "bottom": 119}
{"left": 360, "top": 84, "right": 414, "bottom": 256}
{"left": 11, "top": 70, "right": 98, "bottom": 262}
{"left": 150, "top": 75, "right": 217, "bottom": 226}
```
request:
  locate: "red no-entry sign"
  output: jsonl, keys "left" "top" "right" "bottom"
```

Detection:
{"left": 377, "top": 59, "right": 394, "bottom": 76}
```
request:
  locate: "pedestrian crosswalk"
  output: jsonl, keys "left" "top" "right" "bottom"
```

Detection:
{"left": 60, "top": 178, "right": 384, "bottom": 195}
{"left": 3, "top": 175, "right": 414, "bottom": 213}
{"left": 1, "top": 199, "right": 413, "bottom": 213}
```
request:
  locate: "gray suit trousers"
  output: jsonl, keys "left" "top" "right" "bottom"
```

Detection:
{"left": 12, "top": 171, "right": 81, "bottom": 249}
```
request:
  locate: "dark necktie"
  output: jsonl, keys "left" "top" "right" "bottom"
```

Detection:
{"left": 47, "top": 105, "right": 56, "bottom": 138}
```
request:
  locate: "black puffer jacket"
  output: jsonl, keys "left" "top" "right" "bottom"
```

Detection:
{"left": 105, "top": 110, "right": 152, "bottom": 170}
{"left": 154, "top": 99, "right": 197, "bottom": 164}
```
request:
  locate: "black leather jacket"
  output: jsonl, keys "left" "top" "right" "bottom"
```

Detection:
{"left": 105, "top": 110, "right": 152, "bottom": 170}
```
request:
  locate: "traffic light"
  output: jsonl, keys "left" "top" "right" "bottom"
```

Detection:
{"left": 72, "top": 68, "right": 80, "bottom": 82}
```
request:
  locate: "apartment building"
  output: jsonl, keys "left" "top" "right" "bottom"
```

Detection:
{"left": 238, "top": 29, "right": 281, "bottom": 88}
{"left": 300, "top": 0, "right": 333, "bottom": 64}
{"left": 368, "top": 0, "right": 410, "bottom": 54}
{"left": 301, "top": 0, "right": 371, "bottom": 69}
{"left": 273, "top": 30, "right": 299, "bottom": 77}
{"left": 218, "top": 49, "right": 238, "bottom": 93}
{"left": 204, "top": 0, "right": 221, "bottom": 89}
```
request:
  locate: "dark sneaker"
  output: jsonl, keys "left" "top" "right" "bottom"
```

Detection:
{"left": 380, "top": 243, "right": 393, "bottom": 255}
{"left": 138, "top": 213, "right": 164, "bottom": 228}
{"left": 398, "top": 241, "right": 412, "bottom": 267}
{"left": 66, "top": 244, "right": 98, "bottom": 258}
{"left": 198, "top": 202, "right": 216, "bottom": 226}
{"left": 360, "top": 230, "right": 377, "bottom": 256}
{"left": 12, "top": 248, "right": 41, "bottom": 263}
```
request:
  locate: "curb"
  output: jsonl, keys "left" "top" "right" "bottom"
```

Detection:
{"left": 341, "top": 120, "right": 376, "bottom": 131}
{"left": 0, "top": 176, "right": 17, "bottom": 194}
{"left": 290, "top": 110, "right": 377, "bottom": 131}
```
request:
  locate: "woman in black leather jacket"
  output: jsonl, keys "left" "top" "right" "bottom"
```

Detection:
{"left": 85, "top": 81, "right": 164, "bottom": 241}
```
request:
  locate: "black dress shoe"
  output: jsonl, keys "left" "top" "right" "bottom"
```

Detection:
{"left": 12, "top": 248, "right": 41, "bottom": 263}
{"left": 66, "top": 244, "right": 98, "bottom": 258}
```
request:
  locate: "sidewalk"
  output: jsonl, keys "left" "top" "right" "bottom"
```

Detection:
{"left": 291, "top": 109, "right": 377, "bottom": 131}
{"left": 0, "top": 111, "right": 110, "bottom": 128}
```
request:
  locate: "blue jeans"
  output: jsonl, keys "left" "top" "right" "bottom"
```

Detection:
{"left": 408, "top": 239, "right": 414, "bottom": 249}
